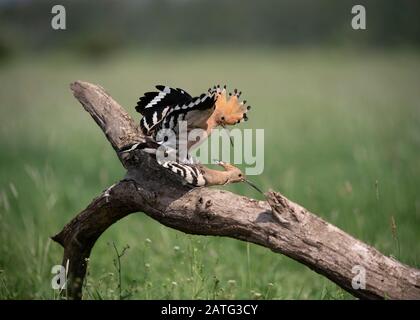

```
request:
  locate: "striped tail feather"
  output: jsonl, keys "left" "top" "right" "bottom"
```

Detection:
{"left": 118, "top": 139, "right": 160, "bottom": 155}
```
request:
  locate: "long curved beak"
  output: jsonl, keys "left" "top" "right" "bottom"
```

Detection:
{"left": 244, "top": 179, "right": 264, "bottom": 195}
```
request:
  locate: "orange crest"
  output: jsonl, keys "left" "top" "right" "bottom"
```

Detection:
{"left": 209, "top": 85, "right": 250, "bottom": 125}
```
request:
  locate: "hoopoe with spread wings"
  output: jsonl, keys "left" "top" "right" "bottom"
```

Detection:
{"left": 134, "top": 85, "right": 249, "bottom": 159}
{"left": 138, "top": 85, "right": 249, "bottom": 136}
{"left": 121, "top": 85, "right": 253, "bottom": 188}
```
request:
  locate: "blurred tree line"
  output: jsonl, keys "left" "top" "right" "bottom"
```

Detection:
{"left": 0, "top": 0, "right": 419, "bottom": 60}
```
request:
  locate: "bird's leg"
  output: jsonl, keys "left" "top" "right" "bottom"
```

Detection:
{"left": 221, "top": 124, "right": 234, "bottom": 147}
{"left": 187, "top": 153, "right": 201, "bottom": 165}
{"left": 176, "top": 149, "right": 201, "bottom": 165}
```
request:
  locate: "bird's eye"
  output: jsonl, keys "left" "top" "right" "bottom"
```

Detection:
{"left": 238, "top": 173, "right": 242, "bottom": 177}
{"left": 221, "top": 116, "right": 225, "bottom": 121}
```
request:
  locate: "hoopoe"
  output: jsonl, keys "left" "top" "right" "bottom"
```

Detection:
{"left": 161, "top": 160, "right": 243, "bottom": 187}
{"left": 121, "top": 85, "right": 252, "bottom": 188}
{"left": 160, "top": 159, "right": 263, "bottom": 194}
{"left": 135, "top": 85, "right": 250, "bottom": 159}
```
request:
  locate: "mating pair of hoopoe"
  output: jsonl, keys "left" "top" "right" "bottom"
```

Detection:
{"left": 121, "top": 84, "right": 260, "bottom": 191}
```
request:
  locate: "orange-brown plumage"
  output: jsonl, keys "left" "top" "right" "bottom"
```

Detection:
{"left": 186, "top": 85, "right": 250, "bottom": 151}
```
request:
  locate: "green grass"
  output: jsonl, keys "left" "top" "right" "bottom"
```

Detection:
{"left": 0, "top": 48, "right": 419, "bottom": 299}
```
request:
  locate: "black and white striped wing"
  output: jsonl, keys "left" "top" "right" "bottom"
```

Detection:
{"left": 152, "top": 92, "right": 216, "bottom": 162}
{"left": 159, "top": 161, "right": 206, "bottom": 187}
{"left": 157, "top": 93, "right": 216, "bottom": 132}
{"left": 136, "top": 85, "right": 193, "bottom": 135}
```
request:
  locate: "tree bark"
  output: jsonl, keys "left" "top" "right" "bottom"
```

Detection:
{"left": 52, "top": 81, "right": 420, "bottom": 300}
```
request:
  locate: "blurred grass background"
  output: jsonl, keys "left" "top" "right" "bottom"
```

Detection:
{"left": 0, "top": 0, "right": 419, "bottom": 299}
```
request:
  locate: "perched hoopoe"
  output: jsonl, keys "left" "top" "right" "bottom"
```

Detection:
{"left": 160, "top": 159, "right": 263, "bottom": 194}
{"left": 160, "top": 160, "right": 243, "bottom": 187}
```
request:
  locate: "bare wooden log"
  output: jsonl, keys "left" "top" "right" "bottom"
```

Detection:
{"left": 52, "top": 81, "right": 420, "bottom": 300}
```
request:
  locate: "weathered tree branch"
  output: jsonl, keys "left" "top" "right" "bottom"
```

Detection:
{"left": 52, "top": 81, "right": 420, "bottom": 300}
